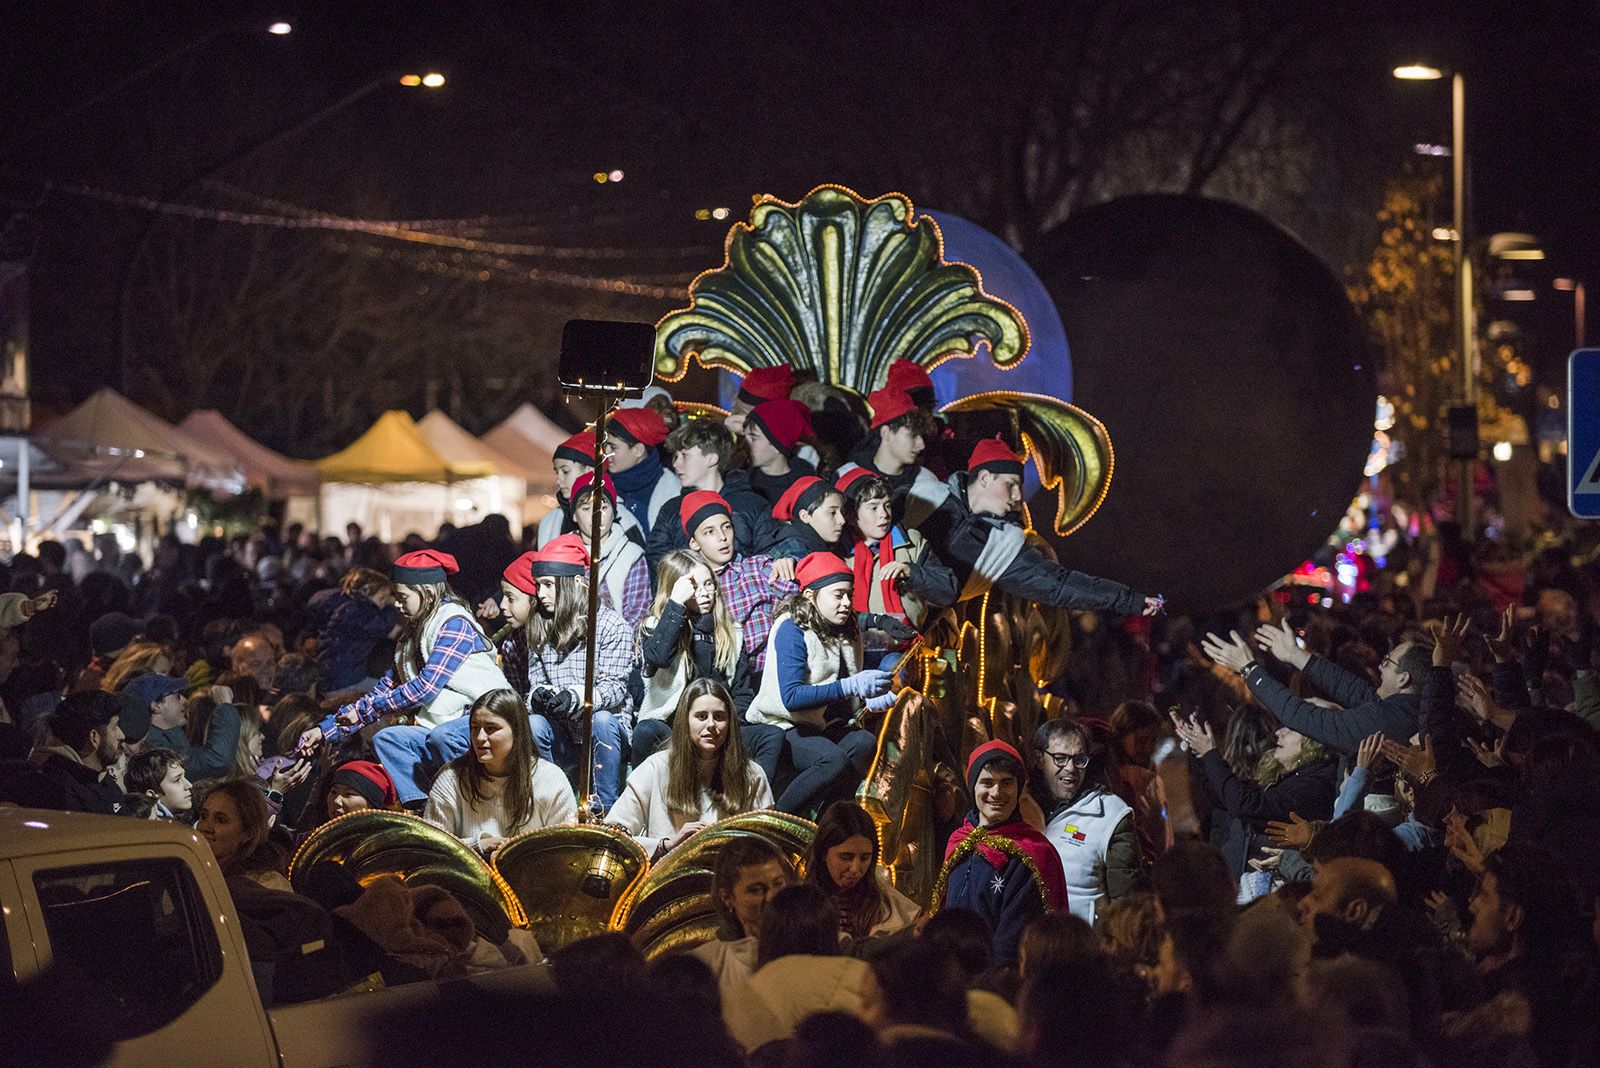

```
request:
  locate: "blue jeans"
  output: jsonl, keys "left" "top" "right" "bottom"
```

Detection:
{"left": 531, "top": 711, "right": 629, "bottom": 813}
{"left": 631, "top": 717, "right": 673, "bottom": 768}
{"left": 372, "top": 717, "right": 472, "bottom": 804}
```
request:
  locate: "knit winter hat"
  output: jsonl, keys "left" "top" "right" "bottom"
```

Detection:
{"left": 680, "top": 490, "right": 732, "bottom": 538}
{"left": 746, "top": 399, "right": 813, "bottom": 455}
{"left": 555, "top": 430, "right": 596, "bottom": 466}
{"left": 530, "top": 534, "right": 589, "bottom": 577}
{"left": 797, "top": 551, "right": 853, "bottom": 592}
{"left": 834, "top": 467, "right": 880, "bottom": 503}
{"left": 503, "top": 551, "right": 539, "bottom": 595}
{"left": 967, "top": 436, "right": 1024, "bottom": 478}
{"left": 886, "top": 360, "right": 934, "bottom": 400}
{"left": 394, "top": 550, "right": 459, "bottom": 586}
{"left": 868, "top": 386, "right": 918, "bottom": 429}
{"left": 966, "top": 739, "right": 1026, "bottom": 796}
{"left": 772, "top": 475, "right": 831, "bottom": 522}
{"left": 331, "top": 760, "right": 397, "bottom": 809}
{"left": 609, "top": 406, "right": 669, "bottom": 448}
{"left": 571, "top": 469, "right": 618, "bottom": 506}
{"left": 89, "top": 612, "right": 141, "bottom": 657}
{"left": 738, "top": 365, "right": 797, "bottom": 407}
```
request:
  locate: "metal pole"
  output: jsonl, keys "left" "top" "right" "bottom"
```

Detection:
{"left": 579, "top": 406, "right": 608, "bottom": 819}
{"left": 17, "top": 436, "right": 28, "bottom": 552}
{"left": 1452, "top": 72, "right": 1475, "bottom": 540}
{"left": 1576, "top": 282, "right": 1587, "bottom": 349}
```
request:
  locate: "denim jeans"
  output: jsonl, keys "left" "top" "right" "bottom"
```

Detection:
{"left": 630, "top": 717, "right": 674, "bottom": 768}
{"left": 531, "top": 711, "right": 629, "bottom": 813}
{"left": 371, "top": 716, "right": 472, "bottom": 805}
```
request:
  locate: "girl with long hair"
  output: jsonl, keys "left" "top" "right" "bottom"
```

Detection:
{"left": 499, "top": 535, "right": 635, "bottom": 812}
{"left": 746, "top": 553, "right": 893, "bottom": 815}
{"left": 632, "top": 550, "right": 754, "bottom": 765}
{"left": 295, "top": 551, "right": 510, "bottom": 810}
{"left": 608, "top": 678, "right": 772, "bottom": 859}
{"left": 424, "top": 689, "right": 577, "bottom": 853}
{"left": 689, "top": 836, "right": 792, "bottom": 997}
{"left": 804, "top": 799, "right": 920, "bottom": 945}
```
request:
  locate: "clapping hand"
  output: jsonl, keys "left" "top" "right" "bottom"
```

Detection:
{"left": 1168, "top": 711, "right": 1215, "bottom": 757}
{"left": 1199, "top": 630, "right": 1255, "bottom": 674}
{"left": 1265, "top": 811, "right": 1316, "bottom": 849}
{"left": 1443, "top": 811, "right": 1486, "bottom": 874}
{"left": 1142, "top": 595, "right": 1165, "bottom": 618}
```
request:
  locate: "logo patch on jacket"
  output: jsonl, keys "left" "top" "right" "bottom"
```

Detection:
{"left": 1062, "top": 824, "right": 1087, "bottom": 844}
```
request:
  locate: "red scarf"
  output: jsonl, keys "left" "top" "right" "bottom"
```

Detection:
{"left": 851, "top": 535, "right": 904, "bottom": 615}
{"left": 943, "top": 814, "right": 1069, "bottom": 912}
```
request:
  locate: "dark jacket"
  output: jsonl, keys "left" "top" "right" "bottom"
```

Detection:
{"left": 646, "top": 472, "right": 780, "bottom": 573}
{"left": 637, "top": 599, "right": 756, "bottom": 715}
{"left": 941, "top": 812, "right": 1068, "bottom": 966}
{"left": 746, "top": 458, "right": 816, "bottom": 506}
{"left": 37, "top": 753, "right": 126, "bottom": 816}
{"left": 1243, "top": 655, "right": 1421, "bottom": 754}
{"left": 307, "top": 589, "right": 399, "bottom": 692}
{"left": 1195, "top": 750, "right": 1338, "bottom": 876}
{"left": 765, "top": 521, "right": 847, "bottom": 563}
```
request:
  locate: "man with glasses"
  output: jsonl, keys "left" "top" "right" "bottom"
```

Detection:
{"left": 1031, "top": 720, "right": 1143, "bottom": 922}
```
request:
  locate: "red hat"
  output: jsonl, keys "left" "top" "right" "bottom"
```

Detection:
{"left": 393, "top": 549, "right": 459, "bottom": 586}
{"left": 967, "top": 435, "right": 1024, "bottom": 477}
{"left": 868, "top": 386, "right": 918, "bottom": 429}
{"left": 530, "top": 533, "right": 589, "bottom": 577}
{"left": 965, "top": 739, "right": 1026, "bottom": 796}
{"left": 680, "top": 490, "right": 732, "bottom": 538}
{"left": 555, "top": 430, "right": 595, "bottom": 466}
{"left": 608, "top": 406, "right": 668, "bottom": 448}
{"left": 746, "top": 398, "right": 813, "bottom": 454}
{"left": 571, "top": 469, "right": 617, "bottom": 506}
{"left": 834, "top": 467, "right": 876, "bottom": 498}
{"left": 796, "top": 551, "right": 853, "bottom": 592}
{"left": 502, "top": 551, "right": 539, "bottom": 594}
{"left": 772, "top": 475, "right": 832, "bottom": 522}
{"left": 738, "top": 365, "right": 796, "bottom": 406}
{"left": 886, "top": 359, "right": 934, "bottom": 397}
{"left": 331, "top": 760, "right": 398, "bottom": 809}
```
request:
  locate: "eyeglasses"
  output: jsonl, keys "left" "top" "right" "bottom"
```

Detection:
{"left": 1379, "top": 654, "right": 1398, "bottom": 672}
{"left": 1044, "top": 751, "right": 1091, "bottom": 770}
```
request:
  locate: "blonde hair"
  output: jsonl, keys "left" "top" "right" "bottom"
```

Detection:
{"left": 396, "top": 581, "right": 487, "bottom": 678}
{"left": 643, "top": 550, "right": 741, "bottom": 676}
{"left": 101, "top": 642, "right": 172, "bottom": 693}
{"left": 233, "top": 711, "right": 264, "bottom": 778}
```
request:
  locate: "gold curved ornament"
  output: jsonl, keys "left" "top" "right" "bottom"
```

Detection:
{"left": 857, "top": 689, "right": 936, "bottom": 908}
{"left": 941, "top": 390, "right": 1116, "bottom": 537}
{"left": 491, "top": 823, "right": 649, "bottom": 954}
{"left": 654, "top": 185, "right": 1028, "bottom": 392}
{"left": 613, "top": 811, "right": 816, "bottom": 961}
{"left": 289, "top": 810, "right": 525, "bottom": 938}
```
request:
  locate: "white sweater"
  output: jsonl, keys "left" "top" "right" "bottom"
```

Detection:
{"left": 605, "top": 750, "right": 773, "bottom": 856}
{"left": 688, "top": 935, "right": 759, "bottom": 1004}
{"left": 424, "top": 759, "right": 577, "bottom": 850}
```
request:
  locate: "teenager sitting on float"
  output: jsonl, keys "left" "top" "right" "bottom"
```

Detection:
{"left": 604, "top": 405, "right": 681, "bottom": 537}
{"left": 805, "top": 799, "right": 921, "bottom": 949}
{"left": 632, "top": 549, "right": 756, "bottom": 765}
{"left": 606, "top": 677, "right": 771, "bottom": 860}
{"left": 295, "top": 550, "right": 510, "bottom": 810}
{"left": 537, "top": 430, "right": 644, "bottom": 548}
{"left": 740, "top": 398, "right": 817, "bottom": 507}
{"left": 646, "top": 417, "right": 777, "bottom": 571}
{"left": 568, "top": 469, "right": 650, "bottom": 629}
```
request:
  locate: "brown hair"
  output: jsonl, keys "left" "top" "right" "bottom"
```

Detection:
{"left": 450, "top": 689, "right": 540, "bottom": 833}
{"left": 711, "top": 836, "right": 790, "bottom": 941}
{"left": 666, "top": 419, "right": 735, "bottom": 472}
{"left": 664, "top": 678, "right": 761, "bottom": 818}
{"left": 341, "top": 566, "right": 393, "bottom": 600}
{"left": 525, "top": 575, "right": 588, "bottom": 659}
{"left": 397, "top": 581, "right": 487, "bottom": 677}
{"left": 198, "top": 779, "right": 276, "bottom": 878}
{"left": 805, "top": 800, "right": 886, "bottom": 941}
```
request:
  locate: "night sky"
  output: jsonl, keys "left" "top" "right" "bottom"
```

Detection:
{"left": 2, "top": 0, "right": 1596, "bottom": 453}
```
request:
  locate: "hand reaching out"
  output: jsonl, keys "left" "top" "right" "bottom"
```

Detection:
{"left": 1355, "top": 732, "right": 1385, "bottom": 771}
{"left": 1199, "top": 630, "right": 1255, "bottom": 674}
{"left": 1485, "top": 605, "right": 1516, "bottom": 663}
{"left": 1168, "top": 711, "right": 1215, "bottom": 757}
{"left": 1265, "top": 812, "right": 1316, "bottom": 850}
{"left": 1379, "top": 735, "right": 1435, "bottom": 781}
{"left": 1431, "top": 613, "right": 1471, "bottom": 668}
{"left": 1457, "top": 673, "right": 1494, "bottom": 721}
{"left": 1253, "top": 619, "right": 1310, "bottom": 670}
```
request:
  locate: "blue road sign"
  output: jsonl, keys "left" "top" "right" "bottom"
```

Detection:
{"left": 1570, "top": 348, "right": 1600, "bottom": 519}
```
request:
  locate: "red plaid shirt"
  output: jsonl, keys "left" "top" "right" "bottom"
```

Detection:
{"left": 717, "top": 553, "right": 798, "bottom": 671}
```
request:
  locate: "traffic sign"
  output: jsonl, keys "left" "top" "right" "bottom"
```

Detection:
{"left": 1570, "top": 348, "right": 1600, "bottom": 519}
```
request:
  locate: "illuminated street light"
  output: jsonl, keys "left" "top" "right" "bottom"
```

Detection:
{"left": 1394, "top": 64, "right": 1444, "bottom": 80}
{"left": 594, "top": 172, "right": 608, "bottom": 183}
{"left": 711, "top": 207, "right": 730, "bottom": 220}
{"left": 422, "top": 71, "right": 446, "bottom": 88}
{"left": 1431, "top": 227, "right": 1458, "bottom": 241}
{"left": 1492, "top": 441, "right": 1513, "bottom": 462}
{"left": 267, "top": 21, "right": 293, "bottom": 35}
{"left": 608, "top": 168, "right": 625, "bottom": 182}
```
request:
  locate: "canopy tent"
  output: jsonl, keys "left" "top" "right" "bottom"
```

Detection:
{"left": 417, "top": 409, "right": 551, "bottom": 527}
{"left": 313, "top": 410, "right": 476, "bottom": 484}
{"left": 33, "top": 388, "right": 242, "bottom": 492}
{"left": 178, "top": 410, "right": 321, "bottom": 499}
{"left": 482, "top": 402, "right": 562, "bottom": 500}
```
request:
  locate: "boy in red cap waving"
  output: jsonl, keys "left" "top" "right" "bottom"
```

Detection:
{"left": 605, "top": 406, "right": 681, "bottom": 536}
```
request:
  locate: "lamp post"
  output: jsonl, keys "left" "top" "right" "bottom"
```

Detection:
{"left": 116, "top": 71, "right": 447, "bottom": 393}
{"left": 1395, "top": 63, "right": 1475, "bottom": 536}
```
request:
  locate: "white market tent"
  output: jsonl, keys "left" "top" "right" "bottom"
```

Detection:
{"left": 417, "top": 409, "right": 553, "bottom": 527}
{"left": 482, "top": 402, "right": 562, "bottom": 501}
{"left": 34, "top": 388, "right": 243, "bottom": 492}
{"left": 177, "top": 410, "right": 321, "bottom": 499}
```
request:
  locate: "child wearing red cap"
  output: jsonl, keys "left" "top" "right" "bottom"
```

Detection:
{"left": 296, "top": 551, "right": 511, "bottom": 809}
{"left": 605, "top": 406, "right": 682, "bottom": 536}
{"left": 839, "top": 472, "right": 958, "bottom": 667}
{"left": 646, "top": 418, "right": 778, "bottom": 573}
{"left": 745, "top": 552, "right": 896, "bottom": 816}
{"left": 680, "top": 491, "right": 798, "bottom": 674}
{"left": 741, "top": 399, "right": 818, "bottom": 507}
{"left": 835, "top": 386, "right": 952, "bottom": 529}
{"left": 536, "top": 430, "right": 644, "bottom": 548}
{"left": 765, "top": 476, "right": 848, "bottom": 562}
{"left": 936, "top": 740, "right": 1069, "bottom": 965}
{"left": 570, "top": 470, "right": 650, "bottom": 628}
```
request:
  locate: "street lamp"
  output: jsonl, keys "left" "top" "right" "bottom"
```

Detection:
{"left": 1396, "top": 60, "right": 1474, "bottom": 535}
{"left": 1555, "top": 278, "right": 1587, "bottom": 347}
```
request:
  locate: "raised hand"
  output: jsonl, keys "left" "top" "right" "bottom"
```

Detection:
{"left": 1431, "top": 613, "right": 1472, "bottom": 668}
{"left": 1457, "top": 673, "right": 1494, "bottom": 722}
{"left": 1355, "top": 732, "right": 1385, "bottom": 771}
{"left": 1379, "top": 735, "right": 1435, "bottom": 780}
{"left": 1485, "top": 605, "right": 1516, "bottom": 663}
{"left": 1253, "top": 619, "right": 1310, "bottom": 670}
{"left": 1468, "top": 733, "right": 1507, "bottom": 768}
{"left": 1199, "top": 630, "right": 1255, "bottom": 674}
{"left": 1142, "top": 595, "right": 1166, "bottom": 618}
{"left": 1168, "top": 711, "right": 1215, "bottom": 757}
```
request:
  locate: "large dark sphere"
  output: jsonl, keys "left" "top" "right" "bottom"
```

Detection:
{"left": 1029, "top": 194, "right": 1375, "bottom": 614}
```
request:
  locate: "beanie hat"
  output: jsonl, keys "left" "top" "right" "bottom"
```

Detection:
{"left": 834, "top": 467, "right": 877, "bottom": 500}
{"left": 89, "top": 612, "right": 140, "bottom": 657}
{"left": 680, "top": 490, "right": 732, "bottom": 538}
{"left": 503, "top": 551, "right": 539, "bottom": 595}
{"left": 746, "top": 399, "right": 813, "bottom": 455}
{"left": 868, "top": 386, "right": 918, "bottom": 429}
{"left": 738, "top": 366, "right": 796, "bottom": 407}
{"left": 530, "top": 534, "right": 589, "bottom": 577}
{"left": 772, "top": 475, "right": 832, "bottom": 522}
{"left": 608, "top": 406, "right": 668, "bottom": 448}
{"left": 555, "top": 431, "right": 596, "bottom": 466}
{"left": 331, "top": 760, "right": 398, "bottom": 809}
{"left": 967, "top": 436, "right": 1024, "bottom": 478}
{"left": 571, "top": 469, "right": 618, "bottom": 506}
{"left": 393, "top": 550, "right": 459, "bottom": 586}
{"left": 183, "top": 659, "right": 215, "bottom": 695}
{"left": 797, "top": 551, "right": 853, "bottom": 592}
{"left": 117, "top": 690, "right": 152, "bottom": 745}
{"left": 886, "top": 360, "right": 934, "bottom": 400}
{"left": 965, "top": 739, "right": 1026, "bottom": 796}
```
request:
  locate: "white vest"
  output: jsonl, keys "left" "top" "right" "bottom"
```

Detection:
{"left": 402, "top": 601, "right": 512, "bottom": 729}
{"left": 636, "top": 646, "right": 689, "bottom": 723}
{"left": 592, "top": 526, "right": 646, "bottom": 623}
{"left": 745, "top": 616, "right": 858, "bottom": 729}
{"left": 1042, "top": 786, "right": 1132, "bottom": 923}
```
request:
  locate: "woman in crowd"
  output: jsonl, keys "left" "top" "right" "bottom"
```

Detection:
{"left": 607, "top": 678, "right": 771, "bottom": 859}
{"left": 296, "top": 551, "right": 510, "bottom": 810}
{"left": 1109, "top": 699, "right": 1173, "bottom": 860}
{"left": 100, "top": 641, "right": 173, "bottom": 693}
{"left": 804, "top": 800, "right": 920, "bottom": 947}
{"left": 633, "top": 550, "right": 754, "bottom": 765}
{"left": 424, "top": 688, "right": 577, "bottom": 853}
{"left": 689, "top": 836, "right": 793, "bottom": 998}
{"left": 196, "top": 778, "right": 289, "bottom": 891}
{"left": 745, "top": 552, "right": 894, "bottom": 815}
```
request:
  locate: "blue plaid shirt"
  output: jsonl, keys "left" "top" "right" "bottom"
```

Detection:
{"left": 318, "top": 616, "right": 490, "bottom": 741}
